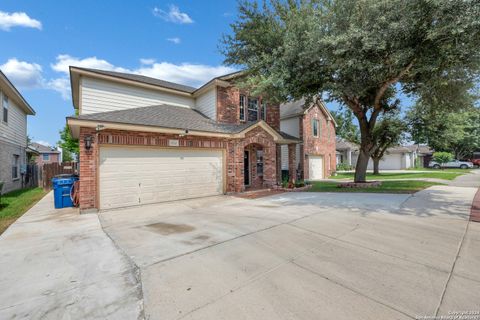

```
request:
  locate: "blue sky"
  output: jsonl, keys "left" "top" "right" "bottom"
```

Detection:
{"left": 1, "top": 1, "right": 414, "bottom": 147}
{"left": 0, "top": 1, "right": 241, "bottom": 146}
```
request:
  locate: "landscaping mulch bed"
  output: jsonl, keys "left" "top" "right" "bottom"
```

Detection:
{"left": 337, "top": 181, "right": 382, "bottom": 188}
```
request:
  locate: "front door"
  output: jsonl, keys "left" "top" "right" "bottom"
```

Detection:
{"left": 244, "top": 150, "right": 250, "bottom": 186}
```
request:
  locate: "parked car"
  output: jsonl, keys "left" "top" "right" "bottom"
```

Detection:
{"left": 429, "top": 160, "right": 474, "bottom": 169}
{"left": 467, "top": 158, "right": 480, "bottom": 167}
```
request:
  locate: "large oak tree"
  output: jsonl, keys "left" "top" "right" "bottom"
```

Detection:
{"left": 221, "top": 0, "right": 480, "bottom": 182}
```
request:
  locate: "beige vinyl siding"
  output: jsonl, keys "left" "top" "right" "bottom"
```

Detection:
{"left": 80, "top": 77, "right": 195, "bottom": 115}
{"left": 280, "top": 117, "right": 300, "bottom": 138}
{"left": 0, "top": 92, "right": 27, "bottom": 147}
{"left": 195, "top": 87, "right": 216, "bottom": 119}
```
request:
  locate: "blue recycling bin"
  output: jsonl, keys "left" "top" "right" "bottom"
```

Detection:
{"left": 52, "top": 174, "right": 79, "bottom": 209}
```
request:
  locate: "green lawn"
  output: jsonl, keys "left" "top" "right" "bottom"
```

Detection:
{"left": 308, "top": 180, "right": 443, "bottom": 194}
{"left": 407, "top": 167, "right": 474, "bottom": 173}
{"left": 0, "top": 187, "right": 47, "bottom": 234}
{"left": 331, "top": 171, "right": 465, "bottom": 181}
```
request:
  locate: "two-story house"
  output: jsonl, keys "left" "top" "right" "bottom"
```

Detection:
{"left": 0, "top": 70, "right": 36, "bottom": 193}
{"left": 280, "top": 98, "right": 337, "bottom": 180}
{"left": 29, "top": 142, "right": 61, "bottom": 166}
{"left": 66, "top": 67, "right": 300, "bottom": 211}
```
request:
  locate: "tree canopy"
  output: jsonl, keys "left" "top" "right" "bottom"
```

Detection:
{"left": 407, "top": 103, "right": 480, "bottom": 160}
{"left": 370, "top": 112, "right": 407, "bottom": 174}
{"left": 331, "top": 109, "right": 360, "bottom": 143}
{"left": 222, "top": 0, "right": 480, "bottom": 182}
{"left": 57, "top": 124, "right": 79, "bottom": 162}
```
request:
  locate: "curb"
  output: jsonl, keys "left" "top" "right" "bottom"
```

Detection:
{"left": 470, "top": 188, "right": 480, "bottom": 222}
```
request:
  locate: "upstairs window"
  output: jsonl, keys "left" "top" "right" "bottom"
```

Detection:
{"left": 260, "top": 101, "right": 267, "bottom": 120}
{"left": 239, "top": 95, "right": 246, "bottom": 121}
{"left": 43, "top": 154, "right": 50, "bottom": 161}
{"left": 2, "top": 93, "right": 8, "bottom": 123}
{"left": 248, "top": 98, "right": 259, "bottom": 121}
{"left": 12, "top": 154, "right": 19, "bottom": 179}
{"left": 312, "top": 119, "right": 319, "bottom": 137}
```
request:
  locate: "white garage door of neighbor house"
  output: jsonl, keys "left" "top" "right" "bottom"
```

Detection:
{"left": 99, "top": 147, "right": 224, "bottom": 210}
{"left": 308, "top": 156, "right": 324, "bottom": 180}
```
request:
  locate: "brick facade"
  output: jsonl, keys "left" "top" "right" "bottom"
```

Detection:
{"left": 34, "top": 152, "right": 60, "bottom": 167}
{"left": 78, "top": 126, "right": 280, "bottom": 210}
{"left": 300, "top": 105, "right": 337, "bottom": 179}
{"left": 216, "top": 86, "right": 280, "bottom": 130}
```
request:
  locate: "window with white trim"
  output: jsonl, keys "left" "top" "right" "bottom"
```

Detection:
{"left": 260, "top": 100, "right": 267, "bottom": 120}
{"left": 248, "top": 98, "right": 259, "bottom": 121}
{"left": 12, "top": 154, "right": 19, "bottom": 179}
{"left": 2, "top": 92, "right": 8, "bottom": 123}
{"left": 312, "top": 118, "right": 319, "bottom": 137}
{"left": 239, "top": 95, "right": 246, "bottom": 121}
{"left": 43, "top": 154, "right": 50, "bottom": 161}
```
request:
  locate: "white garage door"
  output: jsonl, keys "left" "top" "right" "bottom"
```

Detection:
{"left": 308, "top": 155, "right": 324, "bottom": 180}
{"left": 366, "top": 154, "right": 403, "bottom": 170}
{"left": 99, "top": 147, "right": 224, "bottom": 210}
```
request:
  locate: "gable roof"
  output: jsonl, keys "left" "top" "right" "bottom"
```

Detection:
{"left": 0, "top": 70, "right": 35, "bottom": 115}
{"left": 336, "top": 137, "right": 359, "bottom": 151}
{"left": 29, "top": 142, "right": 60, "bottom": 154}
{"left": 69, "top": 67, "right": 243, "bottom": 110}
{"left": 73, "top": 68, "right": 197, "bottom": 93}
{"left": 67, "top": 104, "right": 300, "bottom": 144}
{"left": 280, "top": 97, "right": 337, "bottom": 126}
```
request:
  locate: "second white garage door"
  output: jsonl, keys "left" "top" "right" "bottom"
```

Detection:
{"left": 308, "top": 155, "right": 324, "bottom": 180}
{"left": 99, "top": 147, "right": 224, "bottom": 210}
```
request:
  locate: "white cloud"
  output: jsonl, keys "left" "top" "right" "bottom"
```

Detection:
{"left": 152, "top": 5, "right": 193, "bottom": 24}
{"left": 0, "top": 58, "right": 44, "bottom": 88}
{"left": 47, "top": 78, "right": 71, "bottom": 100}
{"left": 140, "top": 58, "right": 156, "bottom": 65}
{"left": 0, "top": 11, "right": 42, "bottom": 31}
{"left": 46, "top": 55, "right": 237, "bottom": 99}
{"left": 51, "top": 54, "right": 128, "bottom": 74}
{"left": 134, "top": 62, "right": 236, "bottom": 88}
{"left": 167, "top": 37, "right": 181, "bottom": 44}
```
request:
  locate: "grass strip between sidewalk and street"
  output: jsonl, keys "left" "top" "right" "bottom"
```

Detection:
{"left": 308, "top": 180, "right": 443, "bottom": 194}
{"left": 331, "top": 171, "right": 465, "bottom": 181}
{"left": 0, "top": 187, "right": 48, "bottom": 235}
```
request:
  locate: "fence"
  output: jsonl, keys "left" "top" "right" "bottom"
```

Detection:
{"left": 41, "top": 162, "right": 78, "bottom": 190}
{"left": 23, "top": 164, "right": 39, "bottom": 189}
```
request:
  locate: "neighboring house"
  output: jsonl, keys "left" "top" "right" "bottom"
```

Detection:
{"left": 335, "top": 138, "right": 432, "bottom": 170}
{"left": 336, "top": 137, "right": 358, "bottom": 167}
{"left": 279, "top": 98, "right": 337, "bottom": 180}
{"left": 29, "top": 142, "right": 61, "bottom": 166}
{"left": 66, "top": 67, "right": 300, "bottom": 211}
{"left": 0, "top": 70, "right": 36, "bottom": 193}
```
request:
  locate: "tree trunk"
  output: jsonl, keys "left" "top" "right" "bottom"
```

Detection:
{"left": 354, "top": 149, "right": 370, "bottom": 182}
{"left": 372, "top": 158, "right": 380, "bottom": 175}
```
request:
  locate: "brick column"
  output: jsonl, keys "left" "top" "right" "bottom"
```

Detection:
{"left": 79, "top": 127, "right": 98, "bottom": 210}
{"left": 288, "top": 143, "right": 296, "bottom": 183}
{"left": 276, "top": 144, "right": 282, "bottom": 185}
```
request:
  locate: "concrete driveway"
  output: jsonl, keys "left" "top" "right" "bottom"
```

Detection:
{"left": 99, "top": 177, "right": 480, "bottom": 319}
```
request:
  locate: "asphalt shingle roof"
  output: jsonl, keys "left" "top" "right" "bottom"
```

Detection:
{"left": 77, "top": 68, "right": 198, "bottom": 93}
{"left": 72, "top": 105, "right": 300, "bottom": 142}
{"left": 280, "top": 98, "right": 307, "bottom": 119}
{"left": 30, "top": 142, "right": 60, "bottom": 153}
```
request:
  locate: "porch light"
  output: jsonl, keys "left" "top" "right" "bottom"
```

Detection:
{"left": 84, "top": 135, "right": 93, "bottom": 150}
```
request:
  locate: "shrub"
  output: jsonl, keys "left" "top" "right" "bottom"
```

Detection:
{"left": 432, "top": 152, "right": 454, "bottom": 168}
{"left": 336, "top": 163, "right": 353, "bottom": 171}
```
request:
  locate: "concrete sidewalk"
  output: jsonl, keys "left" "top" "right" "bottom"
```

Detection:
{"left": 0, "top": 192, "right": 143, "bottom": 319}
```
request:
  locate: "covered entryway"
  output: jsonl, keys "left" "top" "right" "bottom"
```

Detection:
{"left": 99, "top": 147, "right": 224, "bottom": 210}
{"left": 308, "top": 155, "right": 324, "bottom": 180}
